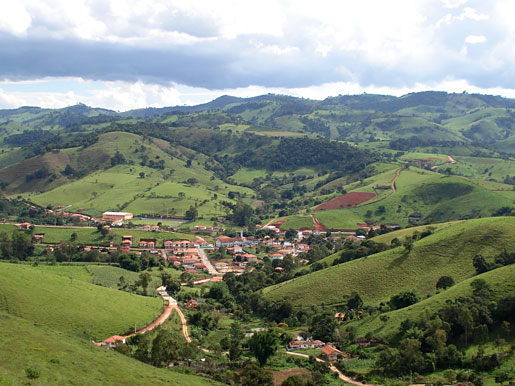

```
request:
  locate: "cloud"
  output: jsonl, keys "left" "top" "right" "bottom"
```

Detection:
{"left": 0, "top": 0, "right": 514, "bottom": 109}
{"left": 465, "top": 35, "right": 487, "bottom": 44}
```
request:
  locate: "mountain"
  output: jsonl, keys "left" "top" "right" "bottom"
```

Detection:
{"left": 0, "top": 91, "right": 513, "bottom": 225}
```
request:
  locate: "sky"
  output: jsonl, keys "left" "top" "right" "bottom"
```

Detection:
{"left": 1, "top": 0, "right": 515, "bottom": 111}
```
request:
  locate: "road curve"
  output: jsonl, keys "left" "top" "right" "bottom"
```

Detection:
{"left": 280, "top": 351, "right": 379, "bottom": 386}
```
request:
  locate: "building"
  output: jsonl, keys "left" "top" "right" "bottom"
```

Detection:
{"left": 320, "top": 344, "right": 344, "bottom": 361}
{"left": 139, "top": 239, "right": 156, "bottom": 248}
{"left": 121, "top": 235, "right": 133, "bottom": 247}
{"left": 101, "top": 212, "right": 134, "bottom": 222}
{"left": 288, "top": 340, "right": 325, "bottom": 350}
{"left": 98, "top": 335, "right": 126, "bottom": 348}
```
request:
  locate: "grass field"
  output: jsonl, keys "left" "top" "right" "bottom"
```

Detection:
{"left": 0, "top": 262, "right": 163, "bottom": 341}
{"left": 0, "top": 312, "right": 217, "bottom": 386}
{"left": 14, "top": 131, "right": 253, "bottom": 217}
{"left": 349, "top": 264, "right": 515, "bottom": 338}
{"left": 280, "top": 215, "right": 313, "bottom": 230}
{"left": 263, "top": 217, "right": 515, "bottom": 308}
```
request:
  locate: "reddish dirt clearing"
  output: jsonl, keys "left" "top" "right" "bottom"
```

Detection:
{"left": 315, "top": 191, "right": 377, "bottom": 211}
{"left": 269, "top": 368, "right": 311, "bottom": 386}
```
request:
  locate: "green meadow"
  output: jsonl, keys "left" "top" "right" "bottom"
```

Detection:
{"left": 0, "top": 262, "right": 163, "bottom": 341}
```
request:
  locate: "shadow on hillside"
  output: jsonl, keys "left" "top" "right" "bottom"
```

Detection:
{"left": 387, "top": 250, "right": 410, "bottom": 269}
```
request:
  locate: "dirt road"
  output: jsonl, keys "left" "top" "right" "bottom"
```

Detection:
{"left": 280, "top": 351, "right": 378, "bottom": 386}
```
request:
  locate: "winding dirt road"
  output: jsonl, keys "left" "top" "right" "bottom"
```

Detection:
{"left": 281, "top": 351, "right": 378, "bottom": 386}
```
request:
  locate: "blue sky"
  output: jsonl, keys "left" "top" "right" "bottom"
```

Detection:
{"left": 1, "top": 0, "right": 514, "bottom": 111}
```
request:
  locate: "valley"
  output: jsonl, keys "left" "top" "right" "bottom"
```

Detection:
{"left": 0, "top": 92, "right": 514, "bottom": 386}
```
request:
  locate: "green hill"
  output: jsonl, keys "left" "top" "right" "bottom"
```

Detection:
{"left": 349, "top": 264, "right": 515, "bottom": 337}
{"left": 0, "top": 312, "right": 216, "bottom": 385}
{"left": 0, "top": 262, "right": 162, "bottom": 341}
{"left": 263, "top": 217, "right": 515, "bottom": 308}
{"left": 0, "top": 262, "right": 218, "bottom": 385}
{"left": 313, "top": 170, "right": 513, "bottom": 229}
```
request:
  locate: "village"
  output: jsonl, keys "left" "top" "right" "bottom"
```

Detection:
{"left": 17, "top": 209, "right": 380, "bottom": 279}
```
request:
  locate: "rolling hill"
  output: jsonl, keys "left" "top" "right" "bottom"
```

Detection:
{"left": 0, "top": 262, "right": 217, "bottom": 385}
{"left": 262, "top": 217, "right": 515, "bottom": 308}
{"left": 349, "top": 264, "right": 515, "bottom": 338}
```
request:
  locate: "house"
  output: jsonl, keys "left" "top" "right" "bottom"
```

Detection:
{"left": 139, "top": 238, "right": 156, "bottom": 248}
{"left": 270, "top": 252, "right": 284, "bottom": 260}
{"left": 18, "top": 222, "right": 31, "bottom": 230}
{"left": 163, "top": 240, "right": 174, "bottom": 249}
{"left": 334, "top": 312, "right": 346, "bottom": 321}
{"left": 121, "top": 235, "right": 133, "bottom": 247}
{"left": 215, "top": 262, "right": 229, "bottom": 271}
{"left": 356, "top": 337, "right": 377, "bottom": 348}
{"left": 101, "top": 211, "right": 134, "bottom": 222}
{"left": 100, "top": 335, "right": 126, "bottom": 348}
{"left": 33, "top": 234, "right": 44, "bottom": 242}
{"left": 227, "top": 246, "right": 243, "bottom": 255}
{"left": 141, "top": 225, "right": 152, "bottom": 231}
{"left": 288, "top": 340, "right": 325, "bottom": 350}
{"left": 241, "top": 253, "right": 258, "bottom": 262}
{"left": 320, "top": 344, "right": 343, "bottom": 361}
{"left": 151, "top": 225, "right": 160, "bottom": 231}
{"left": 186, "top": 299, "right": 199, "bottom": 309}
{"left": 216, "top": 236, "right": 243, "bottom": 247}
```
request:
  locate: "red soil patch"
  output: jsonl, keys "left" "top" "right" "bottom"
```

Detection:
{"left": 315, "top": 192, "right": 377, "bottom": 211}
{"left": 311, "top": 215, "right": 327, "bottom": 232}
{"left": 271, "top": 219, "right": 288, "bottom": 228}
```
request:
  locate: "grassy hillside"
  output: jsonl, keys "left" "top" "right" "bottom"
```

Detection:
{"left": 4, "top": 131, "right": 252, "bottom": 217}
{"left": 350, "top": 264, "right": 515, "bottom": 337}
{"left": 0, "top": 312, "right": 216, "bottom": 385}
{"left": 263, "top": 217, "right": 515, "bottom": 308}
{"left": 0, "top": 262, "right": 163, "bottom": 341}
{"left": 313, "top": 169, "right": 513, "bottom": 229}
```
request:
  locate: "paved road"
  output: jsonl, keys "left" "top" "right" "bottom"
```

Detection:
{"left": 195, "top": 239, "right": 220, "bottom": 276}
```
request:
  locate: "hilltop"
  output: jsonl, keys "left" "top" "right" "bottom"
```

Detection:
{"left": 0, "top": 91, "right": 514, "bottom": 228}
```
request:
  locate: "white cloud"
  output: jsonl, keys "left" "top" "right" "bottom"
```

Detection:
{"left": 3, "top": 77, "right": 515, "bottom": 112}
{"left": 457, "top": 7, "right": 489, "bottom": 21}
{"left": 441, "top": 0, "right": 468, "bottom": 8}
{"left": 0, "top": 2, "right": 31, "bottom": 35}
{"left": 465, "top": 35, "right": 487, "bottom": 44}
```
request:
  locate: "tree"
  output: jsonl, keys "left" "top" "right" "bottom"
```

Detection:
{"left": 138, "top": 272, "right": 152, "bottom": 295}
{"left": 398, "top": 338, "right": 426, "bottom": 374}
{"left": 389, "top": 290, "right": 419, "bottom": 310}
{"left": 347, "top": 292, "right": 363, "bottom": 310}
{"left": 403, "top": 238, "right": 414, "bottom": 252}
{"left": 473, "top": 254, "right": 489, "bottom": 274}
{"left": 310, "top": 312, "right": 337, "bottom": 342}
{"left": 150, "top": 330, "right": 181, "bottom": 367}
{"left": 231, "top": 203, "right": 254, "bottom": 227}
{"left": 70, "top": 232, "right": 78, "bottom": 242}
{"left": 436, "top": 275, "right": 455, "bottom": 290}
{"left": 139, "top": 172, "right": 145, "bottom": 178}
{"left": 239, "top": 364, "right": 274, "bottom": 386}
{"left": 161, "top": 272, "right": 181, "bottom": 296}
{"left": 495, "top": 371, "right": 513, "bottom": 386}
{"left": 248, "top": 330, "right": 279, "bottom": 366}
{"left": 184, "top": 206, "right": 198, "bottom": 221}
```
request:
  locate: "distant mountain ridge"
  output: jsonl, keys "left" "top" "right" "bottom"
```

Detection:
{"left": 3, "top": 90, "right": 515, "bottom": 117}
